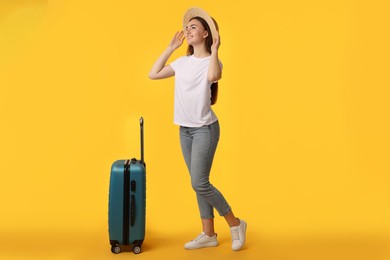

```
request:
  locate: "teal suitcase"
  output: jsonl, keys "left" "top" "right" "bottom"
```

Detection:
{"left": 108, "top": 117, "right": 146, "bottom": 254}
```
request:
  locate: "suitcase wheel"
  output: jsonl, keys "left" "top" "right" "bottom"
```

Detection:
{"left": 132, "top": 245, "right": 141, "bottom": 254}
{"left": 111, "top": 245, "right": 121, "bottom": 254}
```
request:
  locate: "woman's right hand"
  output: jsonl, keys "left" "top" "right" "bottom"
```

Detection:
{"left": 168, "top": 31, "right": 184, "bottom": 52}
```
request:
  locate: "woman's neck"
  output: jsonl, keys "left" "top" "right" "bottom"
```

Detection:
{"left": 192, "top": 44, "right": 210, "bottom": 58}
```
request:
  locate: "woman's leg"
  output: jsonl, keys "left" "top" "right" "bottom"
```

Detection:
{"left": 180, "top": 122, "right": 247, "bottom": 250}
{"left": 201, "top": 218, "right": 215, "bottom": 236}
{"left": 180, "top": 126, "right": 218, "bottom": 249}
{"left": 189, "top": 121, "right": 247, "bottom": 251}
{"left": 223, "top": 210, "right": 240, "bottom": 227}
{"left": 189, "top": 121, "right": 231, "bottom": 218}
{"left": 180, "top": 126, "right": 215, "bottom": 221}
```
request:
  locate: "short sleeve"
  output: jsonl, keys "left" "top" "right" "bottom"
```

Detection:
{"left": 170, "top": 56, "right": 184, "bottom": 72}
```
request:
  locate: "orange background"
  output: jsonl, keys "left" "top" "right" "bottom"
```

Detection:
{"left": 1, "top": 0, "right": 389, "bottom": 259}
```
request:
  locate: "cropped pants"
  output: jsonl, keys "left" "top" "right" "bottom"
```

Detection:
{"left": 179, "top": 120, "right": 231, "bottom": 219}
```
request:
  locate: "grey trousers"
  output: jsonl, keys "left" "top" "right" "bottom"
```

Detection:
{"left": 179, "top": 120, "right": 231, "bottom": 219}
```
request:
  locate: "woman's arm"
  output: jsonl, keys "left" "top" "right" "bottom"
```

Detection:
{"left": 208, "top": 32, "right": 222, "bottom": 82}
{"left": 148, "top": 31, "right": 184, "bottom": 80}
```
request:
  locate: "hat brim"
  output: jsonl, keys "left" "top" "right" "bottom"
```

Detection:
{"left": 183, "top": 7, "right": 218, "bottom": 41}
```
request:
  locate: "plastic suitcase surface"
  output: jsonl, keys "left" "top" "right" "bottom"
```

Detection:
{"left": 108, "top": 117, "right": 146, "bottom": 254}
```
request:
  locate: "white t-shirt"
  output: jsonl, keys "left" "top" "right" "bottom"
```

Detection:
{"left": 170, "top": 55, "right": 220, "bottom": 127}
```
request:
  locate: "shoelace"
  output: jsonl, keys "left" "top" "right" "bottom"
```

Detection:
{"left": 193, "top": 233, "right": 206, "bottom": 242}
{"left": 231, "top": 228, "right": 240, "bottom": 241}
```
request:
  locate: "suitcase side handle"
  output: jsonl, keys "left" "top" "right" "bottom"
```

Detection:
{"left": 140, "top": 117, "right": 145, "bottom": 165}
{"left": 130, "top": 194, "right": 135, "bottom": 226}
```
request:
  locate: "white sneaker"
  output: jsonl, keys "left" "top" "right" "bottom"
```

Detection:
{"left": 230, "top": 219, "right": 247, "bottom": 251}
{"left": 184, "top": 232, "right": 218, "bottom": 250}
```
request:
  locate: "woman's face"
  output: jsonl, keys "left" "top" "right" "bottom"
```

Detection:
{"left": 184, "top": 19, "right": 208, "bottom": 46}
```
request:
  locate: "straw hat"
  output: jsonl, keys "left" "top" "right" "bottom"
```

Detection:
{"left": 182, "top": 7, "right": 218, "bottom": 40}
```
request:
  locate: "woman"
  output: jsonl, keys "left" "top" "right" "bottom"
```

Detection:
{"left": 149, "top": 7, "right": 247, "bottom": 251}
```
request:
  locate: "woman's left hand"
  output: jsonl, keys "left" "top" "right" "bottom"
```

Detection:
{"left": 211, "top": 31, "right": 220, "bottom": 53}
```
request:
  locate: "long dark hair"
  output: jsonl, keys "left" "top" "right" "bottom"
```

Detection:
{"left": 186, "top": 16, "right": 219, "bottom": 105}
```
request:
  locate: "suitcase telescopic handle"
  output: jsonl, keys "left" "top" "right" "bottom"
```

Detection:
{"left": 140, "top": 117, "right": 144, "bottom": 164}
